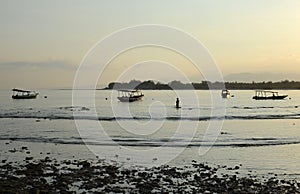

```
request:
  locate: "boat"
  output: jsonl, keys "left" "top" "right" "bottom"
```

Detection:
{"left": 221, "top": 89, "right": 230, "bottom": 98}
{"left": 252, "top": 90, "right": 288, "bottom": 100}
{"left": 12, "top": 88, "right": 39, "bottom": 99}
{"left": 117, "top": 89, "right": 144, "bottom": 102}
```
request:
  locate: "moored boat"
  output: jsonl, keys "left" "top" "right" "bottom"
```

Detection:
{"left": 117, "top": 90, "right": 144, "bottom": 102}
{"left": 221, "top": 89, "right": 230, "bottom": 98}
{"left": 12, "top": 88, "right": 39, "bottom": 99}
{"left": 252, "top": 90, "right": 288, "bottom": 100}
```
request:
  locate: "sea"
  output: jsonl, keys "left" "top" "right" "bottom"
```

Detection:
{"left": 1, "top": 89, "right": 300, "bottom": 180}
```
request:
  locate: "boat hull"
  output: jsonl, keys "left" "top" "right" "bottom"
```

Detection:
{"left": 252, "top": 95, "right": 288, "bottom": 100}
{"left": 12, "top": 94, "right": 38, "bottom": 99}
{"left": 221, "top": 94, "right": 230, "bottom": 98}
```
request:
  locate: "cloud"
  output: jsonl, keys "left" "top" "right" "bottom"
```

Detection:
{"left": 0, "top": 60, "right": 75, "bottom": 70}
{"left": 0, "top": 60, "right": 77, "bottom": 89}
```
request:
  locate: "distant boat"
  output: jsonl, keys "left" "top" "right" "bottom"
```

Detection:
{"left": 12, "top": 88, "right": 39, "bottom": 99}
{"left": 117, "top": 89, "right": 144, "bottom": 102}
{"left": 252, "top": 90, "right": 288, "bottom": 100}
{"left": 221, "top": 89, "right": 230, "bottom": 98}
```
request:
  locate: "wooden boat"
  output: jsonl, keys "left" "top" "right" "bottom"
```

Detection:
{"left": 117, "top": 90, "right": 144, "bottom": 102}
{"left": 252, "top": 90, "right": 288, "bottom": 100}
{"left": 221, "top": 89, "right": 230, "bottom": 98}
{"left": 12, "top": 88, "right": 39, "bottom": 99}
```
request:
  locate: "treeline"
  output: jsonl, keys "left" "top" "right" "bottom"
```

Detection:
{"left": 104, "top": 80, "right": 300, "bottom": 90}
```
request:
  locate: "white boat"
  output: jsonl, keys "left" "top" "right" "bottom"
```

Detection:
{"left": 117, "top": 90, "right": 144, "bottom": 102}
{"left": 221, "top": 89, "right": 230, "bottom": 98}
{"left": 12, "top": 88, "right": 39, "bottom": 99}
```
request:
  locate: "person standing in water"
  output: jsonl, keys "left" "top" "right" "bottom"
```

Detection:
{"left": 176, "top": 98, "right": 180, "bottom": 109}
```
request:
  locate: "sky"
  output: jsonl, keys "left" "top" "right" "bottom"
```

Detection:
{"left": 0, "top": 0, "right": 300, "bottom": 89}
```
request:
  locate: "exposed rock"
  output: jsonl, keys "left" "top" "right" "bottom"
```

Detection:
{"left": 0, "top": 158, "right": 299, "bottom": 193}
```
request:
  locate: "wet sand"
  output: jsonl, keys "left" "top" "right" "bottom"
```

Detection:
{"left": 1, "top": 152, "right": 299, "bottom": 193}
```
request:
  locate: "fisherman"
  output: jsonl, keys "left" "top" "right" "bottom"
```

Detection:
{"left": 176, "top": 98, "right": 180, "bottom": 109}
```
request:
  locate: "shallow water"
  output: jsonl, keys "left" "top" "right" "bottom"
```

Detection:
{"left": 0, "top": 89, "right": 300, "bottom": 180}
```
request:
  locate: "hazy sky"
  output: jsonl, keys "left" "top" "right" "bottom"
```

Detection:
{"left": 1, "top": 0, "right": 300, "bottom": 89}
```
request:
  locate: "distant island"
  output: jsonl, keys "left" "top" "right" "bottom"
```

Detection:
{"left": 103, "top": 80, "right": 300, "bottom": 90}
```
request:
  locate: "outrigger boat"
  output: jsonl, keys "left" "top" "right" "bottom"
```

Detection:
{"left": 252, "top": 90, "right": 288, "bottom": 100}
{"left": 117, "top": 89, "right": 144, "bottom": 102}
{"left": 221, "top": 89, "right": 230, "bottom": 98}
{"left": 12, "top": 88, "right": 39, "bottom": 99}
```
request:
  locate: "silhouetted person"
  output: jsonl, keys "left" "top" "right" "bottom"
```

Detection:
{"left": 176, "top": 98, "right": 180, "bottom": 109}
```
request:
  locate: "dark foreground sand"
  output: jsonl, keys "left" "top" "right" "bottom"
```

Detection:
{"left": 1, "top": 155, "right": 300, "bottom": 194}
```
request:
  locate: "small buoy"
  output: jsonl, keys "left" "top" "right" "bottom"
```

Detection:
{"left": 105, "top": 98, "right": 108, "bottom": 100}
{"left": 44, "top": 96, "right": 47, "bottom": 98}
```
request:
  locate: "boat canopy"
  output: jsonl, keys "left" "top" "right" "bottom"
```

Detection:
{"left": 255, "top": 90, "right": 279, "bottom": 94}
{"left": 12, "top": 88, "right": 35, "bottom": 93}
{"left": 254, "top": 90, "right": 280, "bottom": 96}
